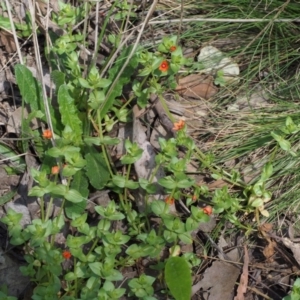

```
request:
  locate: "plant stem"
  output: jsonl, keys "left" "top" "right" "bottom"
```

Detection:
{"left": 40, "top": 197, "right": 45, "bottom": 222}
{"left": 158, "top": 93, "right": 175, "bottom": 123}
{"left": 144, "top": 163, "right": 161, "bottom": 205}
{"left": 194, "top": 146, "right": 246, "bottom": 188}
{"left": 44, "top": 197, "right": 54, "bottom": 222}
{"left": 124, "top": 163, "right": 132, "bottom": 203}
{"left": 97, "top": 109, "right": 114, "bottom": 177}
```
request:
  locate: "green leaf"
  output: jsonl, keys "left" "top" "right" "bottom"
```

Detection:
{"left": 97, "top": 78, "right": 112, "bottom": 88}
{"left": 51, "top": 70, "right": 65, "bottom": 94}
{"left": 15, "top": 64, "right": 59, "bottom": 131}
{"left": 250, "top": 198, "right": 264, "bottom": 208}
{"left": 84, "top": 136, "right": 120, "bottom": 146}
{"left": 271, "top": 131, "right": 291, "bottom": 151}
{"left": 15, "top": 64, "right": 43, "bottom": 110}
{"left": 283, "top": 278, "right": 300, "bottom": 300}
{"left": 49, "top": 184, "right": 67, "bottom": 196}
{"left": 158, "top": 177, "right": 177, "bottom": 189}
{"left": 214, "top": 70, "right": 226, "bottom": 86}
{"left": 78, "top": 77, "right": 92, "bottom": 88}
{"left": 112, "top": 175, "right": 126, "bottom": 188}
{"left": 85, "top": 146, "right": 110, "bottom": 189}
{"left": 104, "top": 231, "right": 130, "bottom": 245}
{"left": 103, "top": 269, "right": 123, "bottom": 281}
{"left": 252, "top": 181, "right": 263, "bottom": 196}
{"left": 126, "top": 244, "right": 143, "bottom": 259}
{"left": 279, "top": 139, "right": 291, "bottom": 152}
{"left": 86, "top": 276, "right": 100, "bottom": 290}
{"left": 28, "top": 186, "right": 47, "bottom": 197}
{"left": 84, "top": 136, "right": 101, "bottom": 146}
{"left": 151, "top": 201, "right": 169, "bottom": 216}
{"left": 0, "top": 16, "right": 12, "bottom": 30}
{"left": 124, "top": 179, "right": 139, "bottom": 189}
{"left": 100, "top": 46, "right": 138, "bottom": 119}
{"left": 0, "top": 190, "right": 17, "bottom": 206}
{"left": 0, "top": 144, "right": 25, "bottom": 173}
{"left": 261, "top": 162, "right": 273, "bottom": 181}
{"left": 101, "top": 136, "right": 120, "bottom": 145}
{"left": 89, "top": 262, "right": 102, "bottom": 276}
{"left": 47, "top": 147, "right": 64, "bottom": 157}
{"left": 67, "top": 235, "right": 91, "bottom": 248}
{"left": 58, "top": 84, "right": 83, "bottom": 144}
{"left": 178, "top": 232, "right": 193, "bottom": 244}
{"left": 71, "top": 170, "right": 89, "bottom": 198}
{"left": 71, "top": 213, "right": 88, "bottom": 227}
{"left": 121, "top": 152, "right": 143, "bottom": 164}
{"left": 177, "top": 178, "right": 195, "bottom": 188}
{"left": 65, "top": 272, "right": 77, "bottom": 281}
{"left": 65, "top": 189, "right": 84, "bottom": 203}
{"left": 111, "top": 175, "right": 139, "bottom": 189}
{"left": 165, "top": 257, "right": 192, "bottom": 300}
{"left": 139, "top": 178, "right": 157, "bottom": 194}
{"left": 70, "top": 248, "right": 87, "bottom": 262}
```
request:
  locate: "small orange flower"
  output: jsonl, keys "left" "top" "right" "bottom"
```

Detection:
{"left": 170, "top": 45, "right": 177, "bottom": 52}
{"left": 51, "top": 166, "right": 59, "bottom": 175}
{"left": 159, "top": 60, "right": 169, "bottom": 72}
{"left": 165, "top": 196, "right": 175, "bottom": 205}
{"left": 192, "top": 195, "right": 197, "bottom": 201}
{"left": 173, "top": 119, "right": 185, "bottom": 131}
{"left": 202, "top": 205, "right": 213, "bottom": 216}
{"left": 62, "top": 250, "right": 72, "bottom": 260}
{"left": 42, "top": 129, "right": 53, "bottom": 139}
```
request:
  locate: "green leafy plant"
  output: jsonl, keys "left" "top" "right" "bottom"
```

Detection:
{"left": 0, "top": 1, "right": 279, "bottom": 299}
{"left": 283, "top": 278, "right": 300, "bottom": 300}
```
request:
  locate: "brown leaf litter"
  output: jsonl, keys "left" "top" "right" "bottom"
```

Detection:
{"left": 175, "top": 74, "right": 218, "bottom": 100}
{"left": 234, "top": 246, "right": 249, "bottom": 300}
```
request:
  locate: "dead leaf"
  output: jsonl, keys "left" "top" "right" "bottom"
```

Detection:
{"left": 259, "top": 223, "right": 273, "bottom": 233}
{"left": 175, "top": 74, "right": 218, "bottom": 100}
{"left": 192, "top": 239, "right": 241, "bottom": 299}
{"left": 0, "top": 248, "right": 30, "bottom": 298}
{"left": 281, "top": 237, "right": 300, "bottom": 265}
{"left": 263, "top": 240, "right": 276, "bottom": 262}
{"left": 192, "top": 259, "right": 240, "bottom": 299}
{"left": 234, "top": 246, "right": 249, "bottom": 300}
{"left": 132, "top": 105, "right": 174, "bottom": 213}
{"left": 207, "top": 178, "right": 228, "bottom": 190}
{"left": 7, "top": 106, "right": 40, "bottom": 134}
{"left": 228, "top": 85, "right": 270, "bottom": 112}
{"left": 0, "top": 30, "right": 16, "bottom": 53}
{"left": 197, "top": 46, "right": 240, "bottom": 83}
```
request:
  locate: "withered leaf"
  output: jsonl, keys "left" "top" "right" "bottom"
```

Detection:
{"left": 175, "top": 74, "right": 218, "bottom": 100}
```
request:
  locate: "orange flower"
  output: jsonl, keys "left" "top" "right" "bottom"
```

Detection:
{"left": 173, "top": 119, "right": 185, "bottom": 131}
{"left": 159, "top": 60, "right": 169, "bottom": 72}
{"left": 202, "top": 205, "right": 213, "bottom": 216}
{"left": 42, "top": 129, "right": 53, "bottom": 139}
{"left": 51, "top": 166, "right": 59, "bottom": 175}
{"left": 170, "top": 45, "right": 177, "bottom": 52}
{"left": 62, "top": 250, "right": 72, "bottom": 260}
{"left": 165, "top": 196, "right": 175, "bottom": 205}
{"left": 192, "top": 195, "right": 197, "bottom": 201}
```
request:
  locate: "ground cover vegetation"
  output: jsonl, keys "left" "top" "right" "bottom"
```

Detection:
{"left": 1, "top": 0, "right": 300, "bottom": 299}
